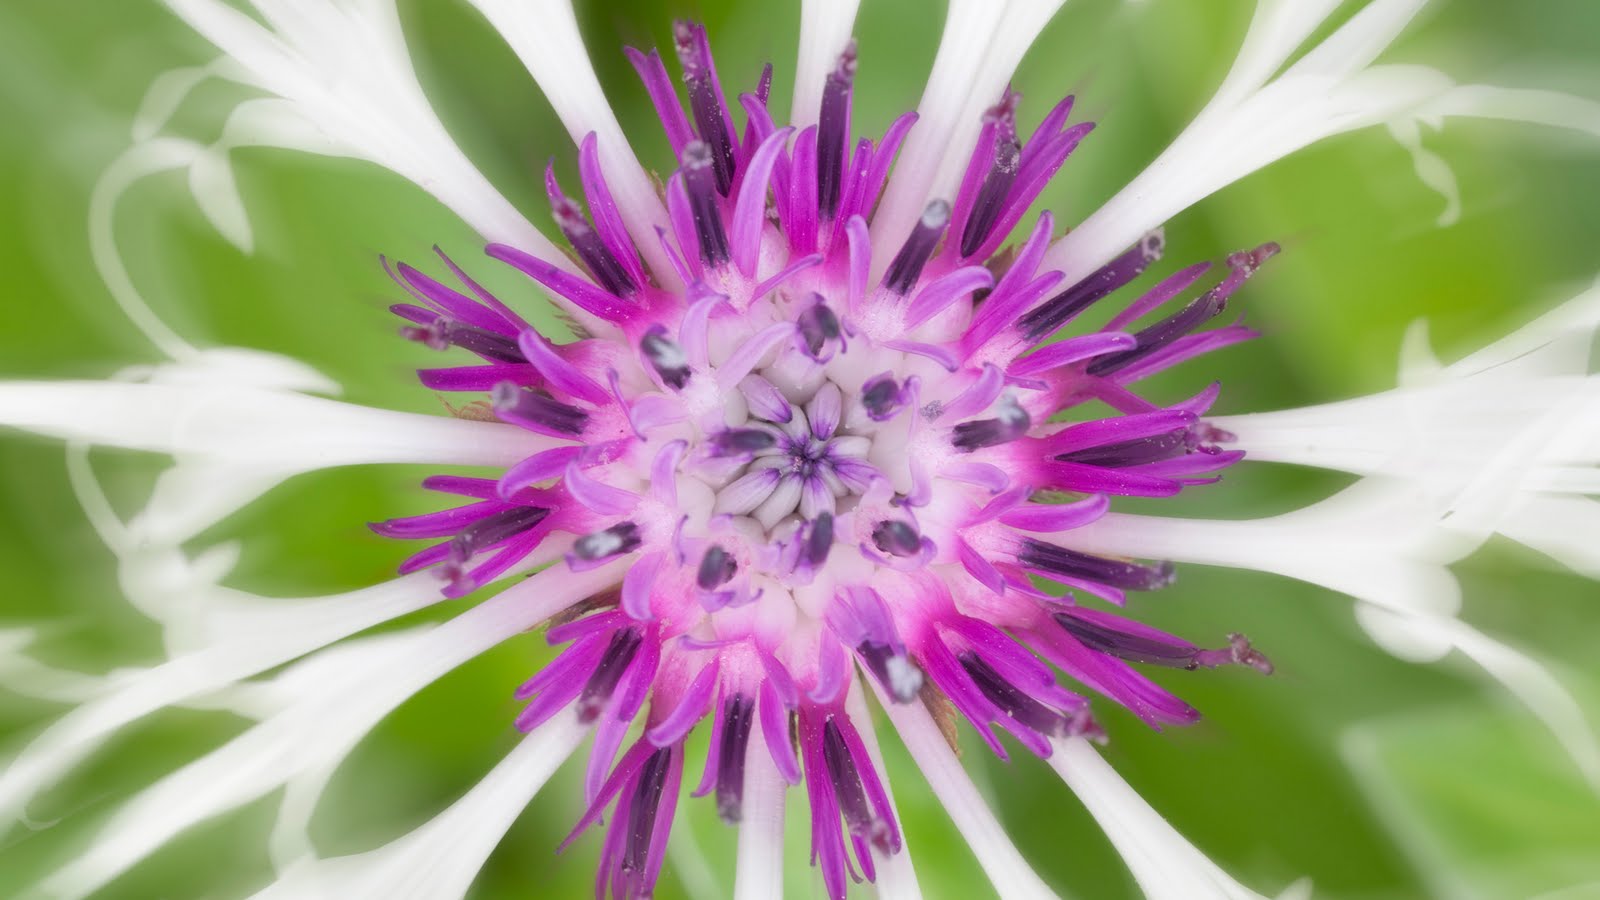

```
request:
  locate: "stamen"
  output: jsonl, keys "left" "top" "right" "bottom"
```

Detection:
{"left": 547, "top": 166, "right": 638, "bottom": 297}
{"left": 697, "top": 545, "right": 738, "bottom": 590}
{"left": 402, "top": 318, "right": 524, "bottom": 363}
{"left": 1018, "top": 538, "right": 1175, "bottom": 591}
{"left": 950, "top": 396, "right": 1031, "bottom": 451}
{"left": 577, "top": 627, "right": 644, "bottom": 722}
{"left": 622, "top": 747, "right": 675, "bottom": 881}
{"left": 882, "top": 200, "right": 950, "bottom": 295}
{"left": 715, "top": 694, "right": 755, "bottom": 822}
{"left": 447, "top": 505, "right": 551, "bottom": 562}
{"left": 858, "top": 643, "right": 923, "bottom": 703}
{"left": 680, "top": 141, "right": 731, "bottom": 266}
{"left": 860, "top": 373, "right": 911, "bottom": 422}
{"left": 817, "top": 41, "right": 857, "bottom": 221}
{"left": 960, "top": 94, "right": 1022, "bottom": 258}
{"left": 796, "top": 299, "right": 843, "bottom": 360}
{"left": 805, "top": 512, "right": 835, "bottom": 567}
{"left": 1057, "top": 427, "right": 1197, "bottom": 467}
{"left": 491, "top": 382, "right": 588, "bottom": 437}
{"left": 708, "top": 428, "right": 778, "bottom": 457}
{"left": 1086, "top": 242, "right": 1278, "bottom": 377}
{"left": 573, "top": 522, "right": 643, "bottom": 561}
{"left": 871, "top": 520, "right": 922, "bottom": 558}
{"left": 960, "top": 652, "right": 1073, "bottom": 738}
{"left": 1017, "top": 229, "right": 1165, "bottom": 340}
{"left": 641, "top": 326, "right": 691, "bottom": 389}
{"left": 675, "top": 21, "right": 737, "bottom": 195}
{"left": 821, "top": 718, "right": 894, "bottom": 852}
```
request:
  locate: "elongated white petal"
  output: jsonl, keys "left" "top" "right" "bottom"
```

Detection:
{"left": 1435, "top": 620, "right": 1600, "bottom": 788}
{"left": 161, "top": 0, "right": 562, "bottom": 258}
{"left": 1068, "top": 479, "right": 1473, "bottom": 629}
{"left": 1047, "top": 738, "right": 1279, "bottom": 900}
{"left": 870, "top": 680, "right": 1061, "bottom": 899}
{"left": 844, "top": 680, "right": 922, "bottom": 899}
{"left": 253, "top": 711, "right": 587, "bottom": 900}
{"left": 1215, "top": 281, "right": 1600, "bottom": 574}
{"left": 33, "top": 560, "right": 623, "bottom": 900}
{"left": 924, "top": 0, "right": 1068, "bottom": 204}
{"left": 0, "top": 381, "right": 544, "bottom": 471}
{"left": 0, "top": 630, "right": 109, "bottom": 704}
{"left": 1046, "top": 0, "right": 1600, "bottom": 282}
{"left": 0, "top": 573, "right": 442, "bottom": 826}
{"left": 792, "top": 0, "right": 862, "bottom": 129}
{"left": 733, "top": 729, "right": 788, "bottom": 900}
{"left": 465, "top": 0, "right": 676, "bottom": 284}
{"left": 871, "top": 0, "right": 1005, "bottom": 268}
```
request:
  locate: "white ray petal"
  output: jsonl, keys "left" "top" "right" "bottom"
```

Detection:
{"left": 1046, "top": 738, "right": 1286, "bottom": 900}
{"left": 1067, "top": 479, "right": 1473, "bottom": 627}
{"left": 870, "top": 0, "right": 1005, "bottom": 269}
{"left": 0, "top": 630, "right": 109, "bottom": 705}
{"left": 869, "top": 680, "right": 1061, "bottom": 899}
{"left": 0, "top": 573, "right": 443, "bottom": 826}
{"left": 924, "top": 0, "right": 1068, "bottom": 206}
{"left": 1206, "top": 0, "right": 1344, "bottom": 110}
{"left": 1045, "top": 0, "right": 1600, "bottom": 282}
{"left": 252, "top": 711, "right": 587, "bottom": 900}
{"left": 1436, "top": 620, "right": 1600, "bottom": 788}
{"left": 733, "top": 729, "right": 788, "bottom": 900}
{"left": 792, "top": 0, "right": 862, "bottom": 129}
{"left": 160, "top": 0, "right": 563, "bottom": 258}
{"left": 33, "top": 560, "right": 624, "bottom": 900}
{"left": 465, "top": 0, "right": 677, "bottom": 285}
{"left": 1214, "top": 280, "right": 1600, "bottom": 574}
{"left": 0, "top": 381, "right": 545, "bottom": 472}
{"left": 844, "top": 679, "right": 922, "bottom": 899}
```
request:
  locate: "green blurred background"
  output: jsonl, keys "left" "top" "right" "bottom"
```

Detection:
{"left": 2, "top": 0, "right": 1599, "bottom": 897}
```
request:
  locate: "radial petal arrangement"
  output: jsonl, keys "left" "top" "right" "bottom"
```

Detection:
{"left": 2, "top": 2, "right": 1600, "bottom": 900}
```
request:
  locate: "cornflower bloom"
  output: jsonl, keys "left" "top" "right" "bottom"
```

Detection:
{"left": 2, "top": 1, "right": 1600, "bottom": 899}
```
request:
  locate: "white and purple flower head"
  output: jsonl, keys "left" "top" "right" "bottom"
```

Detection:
{"left": 4, "top": 1, "right": 1600, "bottom": 899}
{"left": 367, "top": 23, "right": 1286, "bottom": 896}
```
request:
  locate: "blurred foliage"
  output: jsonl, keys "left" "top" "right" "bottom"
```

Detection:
{"left": 1, "top": 0, "right": 1598, "bottom": 898}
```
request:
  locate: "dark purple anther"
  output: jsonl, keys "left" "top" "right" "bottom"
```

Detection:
{"left": 883, "top": 200, "right": 950, "bottom": 295}
{"left": 681, "top": 141, "right": 731, "bottom": 266}
{"left": 822, "top": 718, "right": 894, "bottom": 852}
{"left": 960, "top": 94, "right": 1021, "bottom": 258}
{"left": 641, "top": 326, "right": 691, "bottom": 389}
{"left": 577, "top": 627, "right": 644, "bottom": 722}
{"left": 1058, "top": 427, "right": 1197, "bottom": 467}
{"left": 447, "top": 506, "right": 551, "bottom": 562}
{"left": 816, "top": 41, "right": 857, "bottom": 220}
{"left": 1086, "top": 242, "right": 1278, "bottom": 378}
{"left": 708, "top": 428, "right": 777, "bottom": 457}
{"left": 871, "top": 519, "right": 921, "bottom": 558}
{"left": 622, "top": 747, "right": 674, "bottom": 877}
{"left": 950, "top": 396, "right": 1031, "bottom": 452}
{"left": 857, "top": 642, "right": 923, "bottom": 703}
{"left": 1057, "top": 614, "right": 1273, "bottom": 674}
{"left": 697, "top": 545, "right": 737, "bottom": 590}
{"left": 573, "top": 522, "right": 643, "bottom": 561}
{"left": 402, "top": 318, "right": 524, "bottom": 363}
{"left": 1017, "top": 230, "right": 1165, "bottom": 340}
{"left": 796, "top": 300, "right": 842, "bottom": 360}
{"left": 960, "top": 653, "right": 1072, "bottom": 737}
{"left": 860, "top": 373, "right": 909, "bottom": 422}
{"left": 675, "top": 21, "right": 736, "bottom": 195}
{"left": 714, "top": 694, "right": 755, "bottom": 822}
{"left": 806, "top": 512, "right": 835, "bottom": 567}
{"left": 492, "top": 383, "right": 589, "bottom": 436}
{"left": 1018, "top": 539, "right": 1175, "bottom": 591}
{"left": 551, "top": 193, "right": 638, "bottom": 298}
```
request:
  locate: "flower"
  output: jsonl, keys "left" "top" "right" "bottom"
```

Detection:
{"left": 1, "top": 1, "right": 1598, "bottom": 899}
